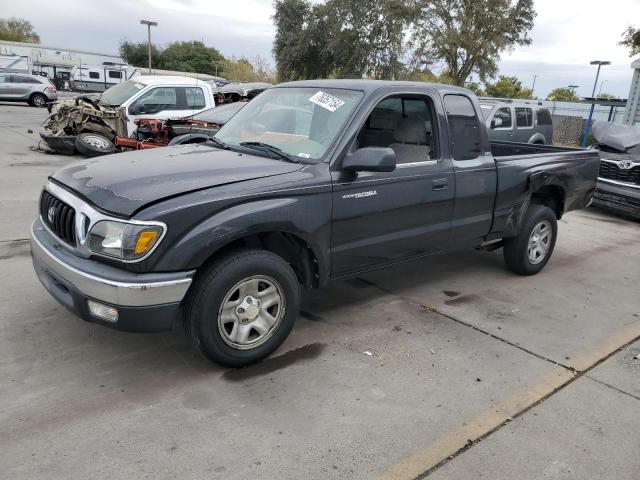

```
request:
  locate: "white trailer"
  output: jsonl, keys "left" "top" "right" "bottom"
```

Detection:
{"left": 0, "top": 54, "right": 31, "bottom": 74}
{"left": 70, "top": 64, "right": 141, "bottom": 92}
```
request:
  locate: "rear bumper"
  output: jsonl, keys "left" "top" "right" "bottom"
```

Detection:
{"left": 30, "top": 219, "right": 194, "bottom": 332}
{"left": 592, "top": 179, "right": 640, "bottom": 219}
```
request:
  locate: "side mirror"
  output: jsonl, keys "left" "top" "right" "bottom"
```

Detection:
{"left": 129, "top": 103, "right": 145, "bottom": 115}
{"left": 491, "top": 117, "right": 503, "bottom": 128}
{"left": 343, "top": 147, "right": 396, "bottom": 173}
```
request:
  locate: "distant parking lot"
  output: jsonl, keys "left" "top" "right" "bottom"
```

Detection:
{"left": 1, "top": 101, "right": 639, "bottom": 480}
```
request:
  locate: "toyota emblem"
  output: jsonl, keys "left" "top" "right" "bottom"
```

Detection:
{"left": 618, "top": 160, "right": 633, "bottom": 170}
{"left": 47, "top": 206, "right": 56, "bottom": 223}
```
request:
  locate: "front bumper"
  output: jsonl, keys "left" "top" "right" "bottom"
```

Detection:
{"left": 592, "top": 179, "right": 640, "bottom": 220}
{"left": 30, "top": 219, "right": 195, "bottom": 332}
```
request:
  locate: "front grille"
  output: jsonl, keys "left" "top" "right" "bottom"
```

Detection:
{"left": 40, "top": 190, "right": 76, "bottom": 246}
{"left": 598, "top": 161, "right": 640, "bottom": 185}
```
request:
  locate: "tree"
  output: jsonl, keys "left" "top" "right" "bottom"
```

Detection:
{"left": 0, "top": 17, "right": 39, "bottom": 43}
{"left": 119, "top": 40, "right": 162, "bottom": 69}
{"left": 273, "top": 0, "right": 334, "bottom": 81}
{"left": 546, "top": 87, "right": 579, "bottom": 102}
{"left": 273, "top": 0, "right": 411, "bottom": 81}
{"left": 596, "top": 93, "right": 616, "bottom": 100}
{"left": 484, "top": 76, "right": 534, "bottom": 99}
{"left": 159, "top": 41, "right": 224, "bottom": 76}
{"left": 619, "top": 26, "right": 640, "bottom": 57}
{"left": 322, "top": 0, "right": 412, "bottom": 79}
{"left": 410, "top": 0, "right": 536, "bottom": 85}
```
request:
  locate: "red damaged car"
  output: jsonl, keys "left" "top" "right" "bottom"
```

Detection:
{"left": 116, "top": 101, "right": 247, "bottom": 150}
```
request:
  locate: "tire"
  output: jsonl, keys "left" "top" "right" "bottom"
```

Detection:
{"left": 29, "top": 93, "right": 47, "bottom": 107}
{"left": 75, "top": 133, "right": 115, "bottom": 157}
{"left": 503, "top": 204, "right": 558, "bottom": 275}
{"left": 184, "top": 248, "right": 301, "bottom": 367}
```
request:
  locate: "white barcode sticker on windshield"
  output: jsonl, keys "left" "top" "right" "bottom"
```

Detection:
{"left": 309, "top": 91, "right": 345, "bottom": 112}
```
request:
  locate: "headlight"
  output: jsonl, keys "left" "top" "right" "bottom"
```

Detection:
{"left": 87, "top": 220, "right": 165, "bottom": 261}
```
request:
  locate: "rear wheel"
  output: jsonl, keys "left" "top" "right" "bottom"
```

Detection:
{"left": 75, "top": 133, "right": 115, "bottom": 157}
{"left": 29, "top": 93, "right": 47, "bottom": 107}
{"left": 184, "top": 249, "right": 301, "bottom": 367}
{"left": 503, "top": 204, "right": 557, "bottom": 275}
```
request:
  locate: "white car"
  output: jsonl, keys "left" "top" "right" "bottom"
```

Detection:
{"left": 101, "top": 75, "right": 216, "bottom": 135}
{"left": 42, "top": 75, "right": 216, "bottom": 156}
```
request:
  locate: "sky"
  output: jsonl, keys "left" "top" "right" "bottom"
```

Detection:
{"left": 3, "top": 0, "right": 640, "bottom": 98}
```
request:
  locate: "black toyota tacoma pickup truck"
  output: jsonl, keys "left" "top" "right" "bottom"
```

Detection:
{"left": 31, "top": 80, "right": 600, "bottom": 366}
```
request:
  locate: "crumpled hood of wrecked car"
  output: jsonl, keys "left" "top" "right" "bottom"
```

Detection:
{"left": 51, "top": 144, "right": 302, "bottom": 216}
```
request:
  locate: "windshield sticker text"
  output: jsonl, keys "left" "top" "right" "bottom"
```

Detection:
{"left": 342, "top": 190, "right": 377, "bottom": 199}
{"left": 309, "top": 91, "right": 345, "bottom": 112}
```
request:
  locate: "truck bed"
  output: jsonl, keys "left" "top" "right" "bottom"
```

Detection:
{"left": 491, "top": 140, "right": 583, "bottom": 157}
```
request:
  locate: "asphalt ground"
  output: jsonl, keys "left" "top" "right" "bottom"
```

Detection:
{"left": 1, "top": 100, "right": 639, "bottom": 480}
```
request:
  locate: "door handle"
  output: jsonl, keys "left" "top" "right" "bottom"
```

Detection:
{"left": 432, "top": 178, "right": 448, "bottom": 191}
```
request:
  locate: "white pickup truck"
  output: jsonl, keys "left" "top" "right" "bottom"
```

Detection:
{"left": 41, "top": 75, "right": 216, "bottom": 156}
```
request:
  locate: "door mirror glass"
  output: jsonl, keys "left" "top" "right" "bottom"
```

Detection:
{"left": 343, "top": 147, "right": 396, "bottom": 172}
{"left": 491, "top": 117, "right": 503, "bottom": 128}
{"left": 129, "top": 102, "right": 146, "bottom": 115}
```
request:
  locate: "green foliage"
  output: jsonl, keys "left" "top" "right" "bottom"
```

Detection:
{"left": 158, "top": 41, "right": 223, "bottom": 76}
{"left": 119, "top": 41, "right": 162, "bottom": 69}
{"left": 273, "top": 0, "right": 411, "bottom": 81}
{"left": 619, "top": 25, "right": 640, "bottom": 57}
{"left": 0, "top": 17, "right": 39, "bottom": 43}
{"left": 596, "top": 93, "right": 616, "bottom": 100}
{"left": 484, "top": 76, "right": 534, "bottom": 99}
{"left": 222, "top": 56, "right": 276, "bottom": 82}
{"left": 410, "top": 0, "right": 536, "bottom": 86}
{"left": 546, "top": 87, "right": 579, "bottom": 102}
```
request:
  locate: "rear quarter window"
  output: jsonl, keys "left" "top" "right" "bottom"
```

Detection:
{"left": 443, "top": 94, "right": 482, "bottom": 160}
{"left": 515, "top": 107, "right": 533, "bottom": 128}
{"left": 536, "top": 109, "right": 552, "bottom": 126}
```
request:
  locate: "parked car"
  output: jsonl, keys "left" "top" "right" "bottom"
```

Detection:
{"left": 213, "top": 82, "right": 272, "bottom": 104}
{"left": 116, "top": 101, "right": 248, "bottom": 150}
{"left": 30, "top": 80, "right": 599, "bottom": 367}
{"left": 41, "top": 75, "right": 216, "bottom": 156}
{"left": 0, "top": 72, "right": 57, "bottom": 107}
{"left": 591, "top": 121, "right": 640, "bottom": 220}
{"left": 480, "top": 98, "right": 553, "bottom": 144}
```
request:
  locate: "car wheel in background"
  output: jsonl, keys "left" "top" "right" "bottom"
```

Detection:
{"left": 503, "top": 204, "right": 558, "bottom": 275}
{"left": 184, "top": 248, "right": 301, "bottom": 367}
{"left": 29, "top": 93, "right": 48, "bottom": 107}
{"left": 75, "top": 133, "right": 116, "bottom": 157}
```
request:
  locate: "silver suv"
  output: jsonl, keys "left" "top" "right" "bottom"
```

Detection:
{"left": 0, "top": 72, "right": 57, "bottom": 107}
{"left": 480, "top": 99, "right": 553, "bottom": 145}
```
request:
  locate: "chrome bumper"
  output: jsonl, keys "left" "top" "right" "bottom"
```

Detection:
{"left": 30, "top": 220, "right": 194, "bottom": 307}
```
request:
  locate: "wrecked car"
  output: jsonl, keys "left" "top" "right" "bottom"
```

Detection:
{"left": 213, "top": 82, "right": 272, "bottom": 104}
{"left": 115, "top": 101, "right": 247, "bottom": 150}
{"left": 591, "top": 121, "right": 640, "bottom": 220}
{"left": 41, "top": 76, "right": 215, "bottom": 156}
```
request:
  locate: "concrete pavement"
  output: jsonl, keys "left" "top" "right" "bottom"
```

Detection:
{"left": 0, "top": 101, "right": 638, "bottom": 480}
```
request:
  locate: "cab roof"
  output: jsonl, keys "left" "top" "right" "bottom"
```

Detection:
{"left": 276, "top": 79, "right": 473, "bottom": 95}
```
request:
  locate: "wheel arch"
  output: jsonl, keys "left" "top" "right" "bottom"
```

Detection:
{"left": 197, "top": 231, "right": 321, "bottom": 289}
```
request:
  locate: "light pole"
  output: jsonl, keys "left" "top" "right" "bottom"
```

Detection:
{"left": 581, "top": 60, "right": 610, "bottom": 146}
{"left": 212, "top": 60, "right": 220, "bottom": 77}
{"left": 140, "top": 20, "right": 158, "bottom": 74}
{"left": 532, "top": 74, "right": 538, "bottom": 93}
{"left": 568, "top": 84, "right": 579, "bottom": 94}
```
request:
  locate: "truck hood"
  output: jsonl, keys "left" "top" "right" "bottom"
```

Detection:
{"left": 51, "top": 144, "right": 302, "bottom": 216}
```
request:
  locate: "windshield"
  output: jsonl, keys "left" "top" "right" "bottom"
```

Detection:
{"left": 215, "top": 87, "right": 364, "bottom": 161}
{"left": 191, "top": 102, "right": 246, "bottom": 123}
{"left": 100, "top": 80, "right": 146, "bottom": 106}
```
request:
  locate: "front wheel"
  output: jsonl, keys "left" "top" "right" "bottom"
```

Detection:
{"left": 503, "top": 204, "right": 558, "bottom": 275}
{"left": 75, "top": 133, "right": 115, "bottom": 157}
{"left": 184, "top": 249, "right": 301, "bottom": 367}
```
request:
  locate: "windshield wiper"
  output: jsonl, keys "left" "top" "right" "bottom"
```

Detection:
{"left": 208, "top": 136, "right": 230, "bottom": 150}
{"left": 239, "top": 141, "right": 300, "bottom": 163}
